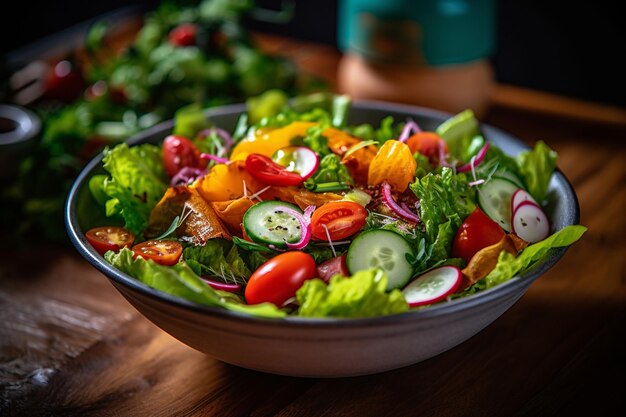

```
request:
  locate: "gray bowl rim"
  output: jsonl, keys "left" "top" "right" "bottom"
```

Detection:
{"left": 65, "top": 99, "right": 580, "bottom": 329}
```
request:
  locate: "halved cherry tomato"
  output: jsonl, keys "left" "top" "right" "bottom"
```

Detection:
{"left": 311, "top": 201, "right": 367, "bottom": 241}
{"left": 86, "top": 226, "right": 135, "bottom": 255}
{"left": 132, "top": 240, "right": 183, "bottom": 266}
{"left": 245, "top": 154, "right": 304, "bottom": 186}
{"left": 316, "top": 254, "right": 349, "bottom": 282}
{"left": 245, "top": 251, "right": 316, "bottom": 306}
{"left": 162, "top": 135, "right": 206, "bottom": 178}
{"left": 406, "top": 132, "right": 448, "bottom": 165}
{"left": 452, "top": 207, "right": 505, "bottom": 263}
{"left": 169, "top": 23, "right": 197, "bottom": 46}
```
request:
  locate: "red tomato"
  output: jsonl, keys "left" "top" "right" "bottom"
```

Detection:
{"left": 245, "top": 252, "right": 316, "bottom": 306}
{"left": 316, "top": 255, "right": 349, "bottom": 282}
{"left": 311, "top": 202, "right": 367, "bottom": 241}
{"left": 169, "top": 23, "right": 197, "bottom": 46}
{"left": 86, "top": 226, "right": 135, "bottom": 255}
{"left": 245, "top": 154, "right": 304, "bottom": 186}
{"left": 452, "top": 207, "right": 505, "bottom": 262}
{"left": 132, "top": 240, "right": 183, "bottom": 266}
{"left": 162, "top": 135, "right": 206, "bottom": 178}
{"left": 406, "top": 132, "right": 448, "bottom": 165}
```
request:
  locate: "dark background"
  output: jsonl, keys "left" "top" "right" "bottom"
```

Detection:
{"left": 2, "top": 0, "right": 624, "bottom": 108}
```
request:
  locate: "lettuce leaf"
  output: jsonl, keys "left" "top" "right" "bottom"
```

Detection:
{"left": 410, "top": 167, "right": 475, "bottom": 243}
{"left": 517, "top": 140, "right": 558, "bottom": 204}
{"left": 183, "top": 238, "right": 251, "bottom": 284}
{"left": 296, "top": 269, "right": 409, "bottom": 318}
{"left": 105, "top": 248, "right": 285, "bottom": 318}
{"left": 436, "top": 109, "right": 484, "bottom": 163}
{"left": 101, "top": 143, "right": 168, "bottom": 235}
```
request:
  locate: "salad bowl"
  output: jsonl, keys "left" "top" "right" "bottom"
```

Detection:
{"left": 65, "top": 100, "right": 580, "bottom": 377}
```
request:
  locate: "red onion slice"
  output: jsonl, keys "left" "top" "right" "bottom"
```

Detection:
{"left": 198, "top": 127, "right": 234, "bottom": 152}
{"left": 456, "top": 142, "right": 490, "bottom": 173}
{"left": 398, "top": 119, "right": 422, "bottom": 143}
{"left": 381, "top": 182, "right": 420, "bottom": 223}
{"left": 170, "top": 167, "right": 206, "bottom": 186}
{"left": 201, "top": 278, "right": 242, "bottom": 293}
{"left": 275, "top": 205, "right": 314, "bottom": 250}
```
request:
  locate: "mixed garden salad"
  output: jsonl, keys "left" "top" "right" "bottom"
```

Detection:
{"left": 85, "top": 93, "right": 586, "bottom": 318}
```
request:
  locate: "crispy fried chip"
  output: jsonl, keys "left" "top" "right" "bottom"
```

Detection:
{"left": 460, "top": 234, "right": 528, "bottom": 289}
{"left": 146, "top": 186, "right": 230, "bottom": 245}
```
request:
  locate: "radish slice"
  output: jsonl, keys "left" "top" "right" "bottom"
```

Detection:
{"left": 511, "top": 189, "right": 539, "bottom": 213}
{"left": 512, "top": 201, "right": 550, "bottom": 243}
{"left": 402, "top": 266, "right": 462, "bottom": 307}
{"left": 201, "top": 278, "right": 242, "bottom": 293}
{"left": 272, "top": 146, "right": 320, "bottom": 180}
{"left": 456, "top": 142, "right": 490, "bottom": 173}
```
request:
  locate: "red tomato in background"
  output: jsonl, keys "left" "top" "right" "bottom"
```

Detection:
{"left": 452, "top": 207, "right": 505, "bottom": 262}
{"left": 406, "top": 132, "right": 448, "bottom": 165}
{"left": 316, "top": 255, "right": 349, "bottom": 282}
{"left": 44, "top": 60, "right": 85, "bottom": 103}
{"left": 132, "top": 240, "right": 183, "bottom": 266}
{"left": 245, "top": 252, "right": 316, "bottom": 306}
{"left": 311, "top": 202, "right": 367, "bottom": 241}
{"left": 169, "top": 23, "right": 198, "bottom": 46}
{"left": 86, "top": 226, "right": 135, "bottom": 255}
{"left": 162, "top": 135, "right": 206, "bottom": 178}
{"left": 245, "top": 154, "right": 304, "bottom": 186}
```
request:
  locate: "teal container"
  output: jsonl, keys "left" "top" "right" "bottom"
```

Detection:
{"left": 338, "top": 0, "right": 495, "bottom": 66}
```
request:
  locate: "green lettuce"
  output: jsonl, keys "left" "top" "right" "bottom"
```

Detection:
{"left": 183, "top": 239, "right": 251, "bottom": 284}
{"left": 484, "top": 225, "right": 587, "bottom": 288}
{"left": 436, "top": 109, "right": 485, "bottom": 163}
{"left": 296, "top": 269, "right": 409, "bottom": 318}
{"left": 100, "top": 143, "right": 168, "bottom": 235}
{"left": 517, "top": 140, "right": 558, "bottom": 204}
{"left": 304, "top": 153, "right": 353, "bottom": 189}
{"left": 410, "top": 167, "right": 475, "bottom": 243}
{"left": 105, "top": 248, "right": 285, "bottom": 318}
{"left": 347, "top": 115, "right": 401, "bottom": 145}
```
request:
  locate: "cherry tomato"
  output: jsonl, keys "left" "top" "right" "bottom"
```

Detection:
{"left": 452, "top": 207, "right": 505, "bottom": 263}
{"left": 245, "top": 252, "right": 316, "bottom": 306}
{"left": 132, "top": 240, "right": 183, "bottom": 266}
{"left": 245, "top": 154, "right": 304, "bottom": 186}
{"left": 86, "top": 226, "right": 135, "bottom": 255}
{"left": 311, "top": 202, "right": 367, "bottom": 241}
{"left": 406, "top": 132, "right": 448, "bottom": 165}
{"left": 316, "top": 254, "right": 349, "bottom": 282}
{"left": 162, "top": 135, "right": 206, "bottom": 178}
{"left": 169, "top": 23, "right": 197, "bottom": 46}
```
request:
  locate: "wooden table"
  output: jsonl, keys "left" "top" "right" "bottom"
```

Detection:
{"left": 1, "top": 35, "right": 625, "bottom": 417}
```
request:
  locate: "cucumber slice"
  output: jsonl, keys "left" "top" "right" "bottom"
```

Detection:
{"left": 346, "top": 230, "right": 414, "bottom": 291}
{"left": 477, "top": 177, "right": 519, "bottom": 232}
{"left": 243, "top": 201, "right": 302, "bottom": 247}
{"left": 493, "top": 169, "right": 525, "bottom": 189}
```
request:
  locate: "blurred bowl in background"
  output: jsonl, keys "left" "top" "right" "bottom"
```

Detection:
{"left": 0, "top": 104, "right": 41, "bottom": 179}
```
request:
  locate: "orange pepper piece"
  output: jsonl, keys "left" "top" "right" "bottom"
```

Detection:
{"left": 368, "top": 140, "right": 417, "bottom": 192}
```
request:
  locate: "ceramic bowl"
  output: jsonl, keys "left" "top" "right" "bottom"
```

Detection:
{"left": 65, "top": 101, "right": 580, "bottom": 377}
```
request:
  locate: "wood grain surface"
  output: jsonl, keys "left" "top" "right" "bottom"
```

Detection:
{"left": 1, "top": 35, "right": 625, "bottom": 417}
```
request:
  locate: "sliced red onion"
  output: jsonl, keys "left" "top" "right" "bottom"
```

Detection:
{"left": 456, "top": 142, "right": 490, "bottom": 173}
{"left": 200, "top": 153, "right": 229, "bottom": 164}
{"left": 398, "top": 119, "right": 422, "bottom": 143}
{"left": 170, "top": 167, "right": 206, "bottom": 186}
{"left": 381, "top": 182, "right": 420, "bottom": 223}
{"left": 275, "top": 205, "right": 314, "bottom": 250}
{"left": 469, "top": 179, "right": 485, "bottom": 187}
{"left": 201, "top": 277, "right": 242, "bottom": 293}
{"left": 198, "top": 127, "right": 234, "bottom": 152}
{"left": 437, "top": 140, "right": 451, "bottom": 167}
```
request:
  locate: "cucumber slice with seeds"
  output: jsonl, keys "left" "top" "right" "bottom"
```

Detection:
{"left": 477, "top": 177, "right": 519, "bottom": 232}
{"left": 243, "top": 201, "right": 302, "bottom": 247}
{"left": 346, "top": 230, "right": 414, "bottom": 291}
